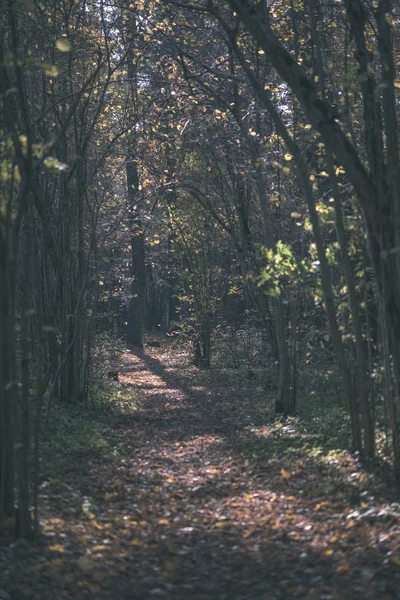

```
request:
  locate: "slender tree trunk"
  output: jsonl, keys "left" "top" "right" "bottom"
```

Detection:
{"left": 16, "top": 210, "right": 33, "bottom": 539}
{"left": 0, "top": 235, "right": 15, "bottom": 526}
{"left": 380, "top": 294, "right": 400, "bottom": 477}
{"left": 326, "top": 151, "right": 375, "bottom": 456}
{"left": 125, "top": 16, "right": 146, "bottom": 348}
{"left": 228, "top": 57, "right": 294, "bottom": 413}
{"left": 126, "top": 156, "right": 146, "bottom": 348}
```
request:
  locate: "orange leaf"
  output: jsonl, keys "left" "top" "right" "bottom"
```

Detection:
{"left": 314, "top": 501, "right": 330, "bottom": 511}
{"left": 48, "top": 544, "right": 64, "bottom": 553}
{"left": 346, "top": 519, "right": 356, "bottom": 529}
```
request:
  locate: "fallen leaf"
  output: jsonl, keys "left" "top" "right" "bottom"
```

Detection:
{"left": 48, "top": 544, "right": 64, "bottom": 553}
{"left": 336, "top": 563, "right": 349, "bottom": 575}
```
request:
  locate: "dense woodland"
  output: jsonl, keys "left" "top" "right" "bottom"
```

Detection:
{"left": 1, "top": 0, "right": 400, "bottom": 596}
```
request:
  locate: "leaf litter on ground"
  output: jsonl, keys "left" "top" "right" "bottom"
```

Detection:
{"left": 1, "top": 340, "right": 400, "bottom": 599}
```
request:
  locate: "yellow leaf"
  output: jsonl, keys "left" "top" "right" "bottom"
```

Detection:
{"left": 44, "top": 64, "right": 60, "bottom": 77}
{"left": 92, "top": 545, "right": 108, "bottom": 552}
{"left": 56, "top": 38, "right": 71, "bottom": 52}
{"left": 336, "top": 563, "right": 349, "bottom": 575}
{"left": 244, "top": 527, "right": 257, "bottom": 538}
{"left": 130, "top": 539, "right": 148, "bottom": 547}
{"left": 280, "top": 469, "right": 291, "bottom": 479}
{"left": 284, "top": 153, "right": 293, "bottom": 161}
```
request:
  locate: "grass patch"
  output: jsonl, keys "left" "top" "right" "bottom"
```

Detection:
{"left": 237, "top": 393, "right": 351, "bottom": 466}
{"left": 41, "top": 402, "right": 111, "bottom": 481}
{"left": 39, "top": 378, "right": 142, "bottom": 498}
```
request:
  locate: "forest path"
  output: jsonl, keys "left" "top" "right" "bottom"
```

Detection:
{"left": 3, "top": 343, "right": 400, "bottom": 599}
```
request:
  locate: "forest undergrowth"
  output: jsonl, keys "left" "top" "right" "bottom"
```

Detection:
{"left": 1, "top": 339, "right": 400, "bottom": 600}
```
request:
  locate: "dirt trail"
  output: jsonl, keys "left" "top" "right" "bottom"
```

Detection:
{"left": 2, "top": 345, "right": 400, "bottom": 599}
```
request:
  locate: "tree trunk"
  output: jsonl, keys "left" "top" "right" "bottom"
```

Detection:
{"left": 126, "top": 156, "right": 146, "bottom": 348}
{"left": 0, "top": 235, "right": 15, "bottom": 527}
{"left": 326, "top": 150, "right": 375, "bottom": 456}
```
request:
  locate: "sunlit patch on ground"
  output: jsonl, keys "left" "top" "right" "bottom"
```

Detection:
{"left": 123, "top": 370, "right": 167, "bottom": 386}
{"left": 250, "top": 425, "right": 271, "bottom": 437}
